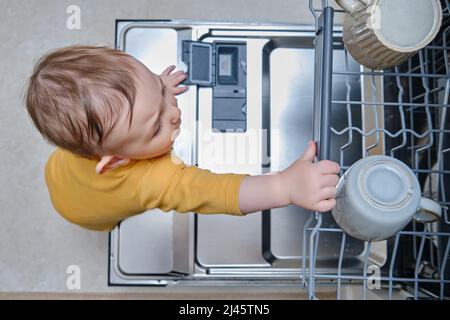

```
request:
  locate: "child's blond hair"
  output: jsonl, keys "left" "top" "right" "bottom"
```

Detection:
{"left": 25, "top": 45, "right": 138, "bottom": 159}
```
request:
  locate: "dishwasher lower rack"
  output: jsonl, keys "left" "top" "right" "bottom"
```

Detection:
{"left": 305, "top": 0, "right": 450, "bottom": 300}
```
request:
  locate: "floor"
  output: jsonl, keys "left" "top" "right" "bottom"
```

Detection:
{"left": 0, "top": 288, "right": 317, "bottom": 300}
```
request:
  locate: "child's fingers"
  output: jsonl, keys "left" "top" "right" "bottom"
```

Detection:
{"left": 170, "top": 73, "right": 188, "bottom": 85}
{"left": 315, "top": 198, "right": 336, "bottom": 212}
{"left": 318, "top": 160, "right": 340, "bottom": 174}
{"left": 161, "top": 65, "right": 176, "bottom": 76}
{"left": 170, "top": 70, "right": 186, "bottom": 77}
{"left": 319, "top": 187, "right": 337, "bottom": 200}
{"left": 172, "top": 85, "right": 189, "bottom": 95}
{"left": 320, "top": 174, "right": 340, "bottom": 188}
{"left": 169, "top": 71, "right": 187, "bottom": 80}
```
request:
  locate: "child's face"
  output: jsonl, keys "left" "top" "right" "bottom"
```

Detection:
{"left": 102, "top": 59, "right": 185, "bottom": 160}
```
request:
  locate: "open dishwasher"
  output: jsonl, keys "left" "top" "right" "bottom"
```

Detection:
{"left": 303, "top": 0, "right": 450, "bottom": 300}
{"left": 108, "top": 0, "right": 450, "bottom": 300}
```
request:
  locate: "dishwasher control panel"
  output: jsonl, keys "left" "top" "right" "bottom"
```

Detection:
{"left": 182, "top": 40, "right": 247, "bottom": 133}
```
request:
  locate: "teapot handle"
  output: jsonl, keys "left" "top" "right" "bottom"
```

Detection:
{"left": 335, "top": 0, "right": 369, "bottom": 15}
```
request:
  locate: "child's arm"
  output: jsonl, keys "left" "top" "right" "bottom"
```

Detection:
{"left": 238, "top": 141, "right": 340, "bottom": 214}
{"left": 238, "top": 171, "right": 288, "bottom": 214}
{"left": 139, "top": 140, "right": 339, "bottom": 216}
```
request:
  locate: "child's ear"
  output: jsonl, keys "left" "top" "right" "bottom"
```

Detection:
{"left": 95, "top": 155, "right": 130, "bottom": 175}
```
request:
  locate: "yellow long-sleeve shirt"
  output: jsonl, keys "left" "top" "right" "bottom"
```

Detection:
{"left": 44, "top": 148, "right": 250, "bottom": 231}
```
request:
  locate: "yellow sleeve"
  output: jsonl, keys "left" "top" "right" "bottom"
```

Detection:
{"left": 139, "top": 152, "right": 250, "bottom": 216}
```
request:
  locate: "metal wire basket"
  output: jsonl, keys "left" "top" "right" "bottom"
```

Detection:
{"left": 304, "top": 0, "right": 450, "bottom": 300}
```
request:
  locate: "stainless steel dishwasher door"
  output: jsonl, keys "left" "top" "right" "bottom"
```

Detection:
{"left": 109, "top": 21, "right": 386, "bottom": 286}
{"left": 195, "top": 35, "right": 370, "bottom": 274}
{"left": 110, "top": 23, "right": 196, "bottom": 284}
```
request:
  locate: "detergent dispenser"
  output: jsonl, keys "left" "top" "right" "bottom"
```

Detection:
{"left": 182, "top": 40, "right": 247, "bottom": 132}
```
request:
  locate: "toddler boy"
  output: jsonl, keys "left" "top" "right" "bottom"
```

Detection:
{"left": 25, "top": 46, "right": 340, "bottom": 231}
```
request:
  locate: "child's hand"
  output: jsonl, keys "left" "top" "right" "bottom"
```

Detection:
{"left": 160, "top": 65, "right": 189, "bottom": 96}
{"left": 279, "top": 141, "right": 340, "bottom": 212}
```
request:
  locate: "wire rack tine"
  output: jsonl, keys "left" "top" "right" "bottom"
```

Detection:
{"left": 337, "top": 232, "right": 346, "bottom": 300}
{"left": 302, "top": 212, "right": 314, "bottom": 288}
{"left": 440, "top": 237, "right": 450, "bottom": 299}
{"left": 390, "top": 66, "right": 408, "bottom": 157}
{"left": 388, "top": 234, "right": 401, "bottom": 300}
{"left": 414, "top": 236, "right": 427, "bottom": 300}
{"left": 308, "top": 212, "right": 322, "bottom": 299}
{"left": 338, "top": 49, "right": 354, "bottom": 167}
{"left": 362, "top": 241, "right": 372, "bottom": 300}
